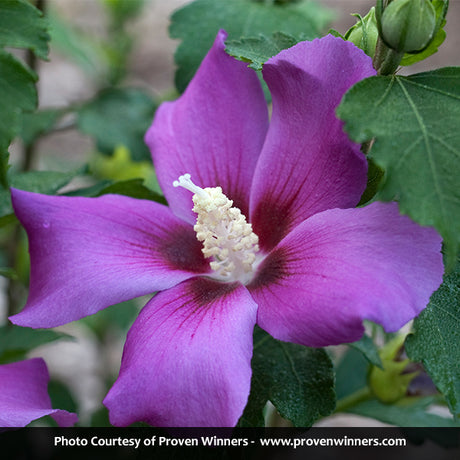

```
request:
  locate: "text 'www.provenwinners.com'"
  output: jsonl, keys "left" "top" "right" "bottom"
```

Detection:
{"left": 53, "top": 435, "right": 407, "bottom": 449}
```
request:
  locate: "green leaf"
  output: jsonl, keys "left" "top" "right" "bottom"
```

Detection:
{"left": 96, "top": 178, "right": 166, "bottom": 204}
{"left": 335, "top": 348, "right": 369, "bottom": 400}
{"left": 64, "top": 178, "right": 165, "bottom": 204}
{"left": 358, "top": 156, "right": 385, "bottom": 205}
{"left": 0, "top": 1, "right": 50, "bottom": 189}
{"left": 81, "top": 298, "right": 140, "bottom": 341}
{"left": 405, "top": 261, "right": 460, "bottom": 420}
{"left": 77, "top": 87, "right": 157, "bottom": 161}
{"left": 0, "top": 325, "right": 73, "bottom": 364}
{"left": 63, "top": 179, "right": 113, "bottom": 198}
{"left": 0, "top": 267, "right": 17, "bottom": 280}
{"left": 348, "top": 333, "right": 383, "bottom": 368}
{"left": 170, "top": 0, "right": 332, "bottom": 92}
{"left": 90, "top": 406, "right": 112, "bottom": 427}
{"left": 0, "top": 169, "right": 80, "bottom": 220}
{"left": 226, "top": 32, "right": 299, "bottom": 70}
{"left": 239, "top": 327, "right": 335, "bottom": 427}
{"left": 0, "top": 50, "right": 38, "bottom": 188}
{"left": 19, "top": 109, "right": 62, "bottom": 146}
{"left": 337, "top": 68, "right": 460, "bottom": 268}
{"left": 348, "top": 397, "right": 460, "bottom": 427}
{"left": 48, "top": 380, "right": 78, "bottom": 414}
{"left": 0, "top": 214, "right": 17, "bottom": 228}
{"left": 0, "top": 0, "right": 49, "bottom": 59}
{"left": 0, "top": 51, "right": 38, "bottom": 138}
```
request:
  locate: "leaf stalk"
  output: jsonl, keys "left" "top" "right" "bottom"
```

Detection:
{"left": 335, "top": 387, "right": 373, "bottom": 413}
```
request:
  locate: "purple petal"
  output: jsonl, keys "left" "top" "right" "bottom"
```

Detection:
{"left": 145, "top": 30, "right": 268, "bottom": 224}
{"left": 103, "top": 277, "right": 257, "bottom": 427}
{"left": 10, "top": 189, "right": 209, "bottom": 328}
{"left": 250, "top": 35, "right": 376, "bottom": 252}
{"left": 249, "top": 202, "right": 443, "bottom": 347}
{"left": 0, "top": 358, "right": 78, "bottom": 427}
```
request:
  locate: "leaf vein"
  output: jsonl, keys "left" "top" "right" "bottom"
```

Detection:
{"left": 428, "top": 133, "right": 460, "bottom": 161}
{"left": 278, "top": 342, "right": 303, "bottom": 389}
{"left": 403, "top": 78, "right": 460, "bottom": 101}
{"left": 393, "top": 135, "right": 424, "bottom": 171}
{"left": 375, "top": 76, "right": 395, "bottom": 107}
{"left": 396, "top": 78, "right": 449, "bottom": 232}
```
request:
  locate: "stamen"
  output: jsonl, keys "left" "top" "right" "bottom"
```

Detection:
{"left": 173, "top": 173, "right": 260, "bottom": 283}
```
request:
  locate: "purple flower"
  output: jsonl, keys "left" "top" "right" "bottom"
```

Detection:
{"left": 9, "top": 33, "right": 443, "bottom": 427}
{"left": 0, "top": 358, "right": 78, "bottom": 427}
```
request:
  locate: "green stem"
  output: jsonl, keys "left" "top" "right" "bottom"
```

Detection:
{"left": 373, "top": 36, "right": 404, "bottom": 75}
{"left": 22, "top": 0, "right": 46, "bottom": 171}
{"left": 335, "top": 387, "right": 373, "bottom": 413}
{"left": 6, "top": 225, "right": 22, "bottom": 319}
{"left": 23, "top": 44, "right": 38, "bottom": 171}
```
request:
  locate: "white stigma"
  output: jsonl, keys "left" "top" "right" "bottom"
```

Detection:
{"left": 173, "top": 173, "right": 209, "bottom": 199}
{"left": 173, "top": 173, "right": 260, "bottom": 283}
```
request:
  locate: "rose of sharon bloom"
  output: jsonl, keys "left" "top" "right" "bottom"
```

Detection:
{"left": 0, "top": 358, "right": 78, "bottom": 427}
{"left": 10, "top": 32, "right": 443, "bottom": 427}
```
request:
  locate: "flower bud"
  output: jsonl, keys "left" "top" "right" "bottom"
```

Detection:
{"left": 368, "top": 335, "right": 419, "bottom": 403}
{"left": 346, "top": 8, "right": 379, "bottom": 57}
{"left": 381, "top": 0, "right": 436, "bottom": 53}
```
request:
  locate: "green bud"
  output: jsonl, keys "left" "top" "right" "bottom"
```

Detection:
{"left": 381, "top": 0, "right": 436, "bottom": 53}
{"left": 368, "top": 335, "right": 419, "bottom": 403}
{"left": 346, "top": 8, "right": 379, "bottom": 58}
{"left": 89, "top": 145, "right": 159, "bottom": 190}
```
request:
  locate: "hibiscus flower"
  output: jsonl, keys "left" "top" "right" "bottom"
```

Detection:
{"left": 0, "top": 358, "right": 77, "bottom": 427}
{"left": 9, "top": 32, "right": 443, "bottom": 427}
